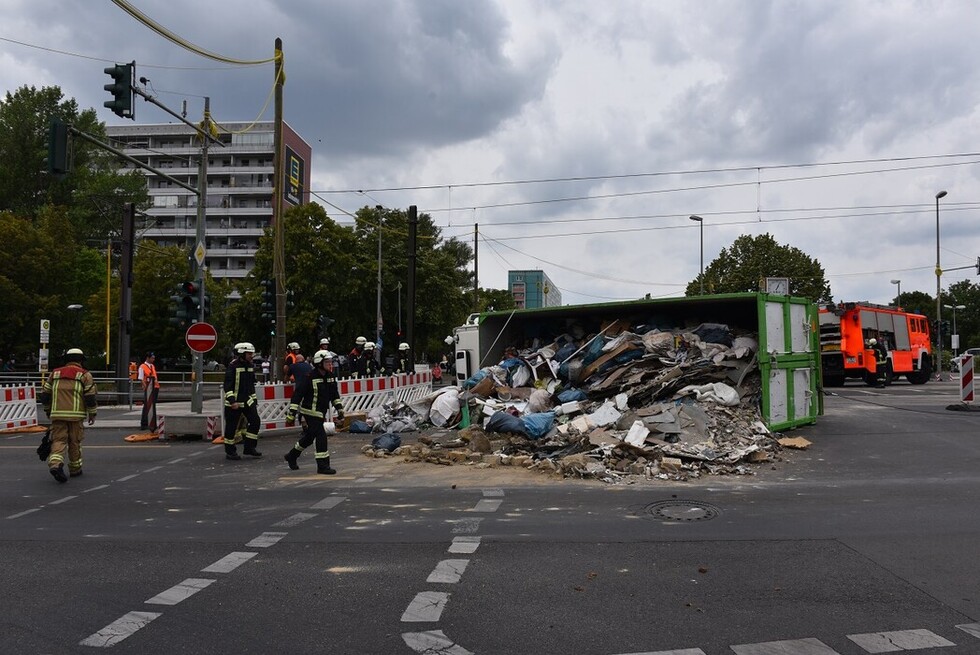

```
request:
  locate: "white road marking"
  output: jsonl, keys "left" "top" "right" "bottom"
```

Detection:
{"left": 448, "top": 536, "right": 481, "bottom": 554}
{"left": 427, "top": 559, "right": 470, "bottom": 583}
{"left": 311, "top": 495, "right": 346, "bottom": 510}
{"left": 79, "top": 610, "right": 161, "bottom": 647}
{"left": 50, "top": 495, "right": 78, "bottom": 505}
{"left": 402, "top": 629, "right": 474, "bottom": 654}
{"left": 731, "top": 637, "right": 840, "bottom": 654}
{"left": 401, "top": 591, "right": 450, "bottom": 622}
{"left": 245, "top": 531, "right": 288, "bottom": 547}
{"left": 356, "top": 476, "right": 379, "bottom": 483}
{"left": 611, "top": 649, "right": 705, "bottom": 655}
{"left": 958, "top": 623, "right": 980, "bottom": 639}
{"left": 273, "top": 512, "right": 317, "bottom": 527}
{"left": 143, "top": 466, "right": 162, "bottom": 472}
{"left": 201, "top": 552, "right": 258, "bottom": 573}
{"left": 83, "top": 485, "right": 109, "bottom": 493}
{"left": 145, "top": 577, "right": 215, "bottom": 605}
{"left": 166, "top": 457, "right": 185, "bottom": 464}
{"left": 450, "top": 518, "right": 483, "bottom": 533}
{"left": 6, "top": 508, "right": 41, "bottom": 519}
{"left": 482, "top": 488, "right": 504, "bottom": 497}
{"left": 847, "top": 629, "right": 955, "bottom": 652}
{"left": 471, "top": 499, "right": 502, "bottom": 512}
{"left": 116, "top": 474, "right": 139, "bottom": 481}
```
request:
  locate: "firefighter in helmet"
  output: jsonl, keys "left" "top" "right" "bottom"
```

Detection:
{"left": 395, "top": 342, "right": 412, "bottom": 374}
{"left": 39, "top": 348, "right": 97, "bottom": 482}
{"left": 353, "top": 341, "right": 380, "bottom": 378}
{"left": 284, "top": 350, "right": 345, "bottom": 474}
{"left": 223, "top": 342, "right": 262, "bottom": 460}
{"left": 283, "top": 341, "right": 301, "bottom": 381}
{"left": 869, "top": 337, "right": 888, "bottom": 388}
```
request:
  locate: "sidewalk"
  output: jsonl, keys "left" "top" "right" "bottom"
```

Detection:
{"left": 91, "top": 400, "right": 225, "bottom": 429}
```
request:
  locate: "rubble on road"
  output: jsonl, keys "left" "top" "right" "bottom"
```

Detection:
{"left": 360, "top": 321, "right": 793, "bottom": 483}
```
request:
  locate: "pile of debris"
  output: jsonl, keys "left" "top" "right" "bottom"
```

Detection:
{"left": 361, "top": 321, "right": 798, "bottom": 483}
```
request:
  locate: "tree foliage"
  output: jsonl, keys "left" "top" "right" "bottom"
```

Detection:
{"left": 687, "top": 233, "right": 831, "bottom": 302}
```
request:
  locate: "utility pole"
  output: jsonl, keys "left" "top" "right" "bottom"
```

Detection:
{"left": 473, "top": 223, "right": 479, "bottom": 311}
{"left": 272, "top": 37, "right": 286, "bottom": 380}
{"left": 407, "top": 205, "right": 417, "bottom": 353}
{"left": 190, "top": 97, "right": 211, "bottom": 413}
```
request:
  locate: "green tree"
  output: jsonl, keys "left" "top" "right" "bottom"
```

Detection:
{"left": 945, "top": 280, "right": 980, "bottom": 352}
{"left": 688, "top": 233, "right": 831, "bottom": 302}
{"left": 475, "top": 287, "right": 516, "bottom": 313}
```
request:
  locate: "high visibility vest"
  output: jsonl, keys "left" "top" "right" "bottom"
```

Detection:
{"left": 129, "top": 362, "right": 138, "bottom": 380}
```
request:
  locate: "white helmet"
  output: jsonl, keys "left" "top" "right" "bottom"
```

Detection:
{"left": 287, "top": 341, "right": 301, "bottom": 351}
{"left": 236, "top": 342, "right": 256, "bottom": 354}
{"left": 399, "top": 342, "right": 410, "bottom": 351}
{"left": 319, "top": 337, "right": 330, "bottom": 347}
{"left": 364, "top": 341, "right": 375, "bottom": 350}
{"left": 66, "top": 347, "right": 84, "bottom": 356}
{"left": 312, "top": 349, "right": 336, "bottom": 365}
{"left": 869, "top": 338, "right": 877, "bottom": 346}
{"left": 355, "top": 336, "right": 367, "bottom": 346}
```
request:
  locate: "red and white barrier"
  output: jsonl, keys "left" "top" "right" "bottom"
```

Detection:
{"left": 250, "top": 371, "right": 432, "bottom": 433}
{"left": 0, "top": 384, "right": 38, "bottom": 432}
{"left": 961, "top": 354, "right": 974, "bottom": 403}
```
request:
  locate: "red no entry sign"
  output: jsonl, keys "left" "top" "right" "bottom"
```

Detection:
{"left": 185, "top": 322, "right": 218, "bottom": 353}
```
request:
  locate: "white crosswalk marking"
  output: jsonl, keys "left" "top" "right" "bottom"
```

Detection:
{"left": 956, "top": 623, "right": 980, "bottom": 639}
{"left": 311, "top": 495, "right": 346, "bottom": 510}
{"left": 448, "top": 536, "right": 481, "bottom": 554}
{"left": 471, "top": 499, "right": 502, "bottom": 512}
{"left": 245, "top": 531, "right": 287, "bottom": 547}
{"left": 401, "top": 591, "right": 450, "bottom": 622}
{"left": 402, "top": 629, "right": 474, "bottom": 654}
{"left": 731, "top": 637, "right": 840, "bottom": 654}
{"left": 201, "top": 551, "right": 258, "bottom": 573}
{"left": 847, "top": 629, "right": 955, "bottom": 652}
{"left": 426, "top": 559, "right": 469, "bottom": 583}
{"left": 273, "top": 512, "right": 317, "bottom": 527}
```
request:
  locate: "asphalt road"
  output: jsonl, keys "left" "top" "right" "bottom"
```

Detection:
{"left": 2, "top": 379, "right": 979, "bottom": 655}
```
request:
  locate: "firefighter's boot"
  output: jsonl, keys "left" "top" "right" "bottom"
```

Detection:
{"left": 316, "top": 457, "right": 336, "bottom": 475}
{"left": 242, "top": 438, "right": 263, "bottom": 457}
{"left": 50, "top": 464, "right": 68, "bottom": 483}
{"left": 284, "top": 448, "right": 301, "bottom": 470}
{"left": 224, "top": 444, "right": 241, "bottom": 461}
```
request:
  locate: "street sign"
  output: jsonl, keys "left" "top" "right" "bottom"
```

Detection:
{"left": 40, "top": 318, "right": 50, "bottom": 344}
{"left": 185, "top": 322, "right": 218, "bottom": 353}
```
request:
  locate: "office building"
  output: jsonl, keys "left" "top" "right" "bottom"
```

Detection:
{"left": 508, "top": 270, "right": 561, "bottom": 308}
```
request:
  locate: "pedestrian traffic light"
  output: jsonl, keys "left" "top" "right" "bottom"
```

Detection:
{"left": 942, "top": 320, "right": 951, "bottom": 337}
{"left": 260, "top": 279, "right": 275, "bottom": 320}
{"left": 48, "top": 119, "right": 70, "bottom": 175}
{"left": 103, "top": 62, "right": 135, "bottom": 119}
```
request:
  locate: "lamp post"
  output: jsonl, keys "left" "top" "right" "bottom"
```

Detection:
{"left": 375, "top": 205, "right": 383, "bottom": 351}
{"left": 689, "top": 215, "right": 704, "bottom": 295}
{"left": 935, "top": 190, "right": 947, "bottom": 380}
{"left": 890, "top": 279, "right": 901, "bottom": 307}
{"left": 67, "top": 304, "right": 83, "bottom": 346}
{"left": 944, "top": 303, "right": 966, "bottom": 358}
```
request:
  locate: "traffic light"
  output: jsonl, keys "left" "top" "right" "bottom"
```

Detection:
{"left": 942, "top": 320, "right": 951, "bottom": 338}
{"left": 170, "top": 281, "right": 201, "bottom": 328}
{"left": 48, "top": 119, "right": 70, "bottom": 175}
{"left": 260, "top": 279, "right": 275, "bottom": 320}
{"left": 103, "top": 62, "right": 135, "bottom": 119}
{"left": 315, "top": 314, "right": 335, "bottom": 338}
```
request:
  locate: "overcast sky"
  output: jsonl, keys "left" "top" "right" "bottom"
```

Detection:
{"left": 3, "top": 0, "right": 980, "bottom": 309}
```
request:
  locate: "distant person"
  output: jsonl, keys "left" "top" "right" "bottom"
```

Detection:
{"left": 870, "top": 338, "right": 888, "bottom": 388}
{"left": 288, "top": 353, "right": 314, "bottom": 382}
{"left": 283, "top": 342, "right": 302, "bottom": 381}
{"left": 138, "top": 351, "right": 160, "bottom": 431}
{"left": 39, "top": 348, "right": 97, "bottom": 482}
{"left": 352, "top": 341, "right": 380, "bottom": 378}
{"left": 394, "top": 342, "right": 413, "bottom": 374}
{"left": 223, "top": 342, "right": 261, "bottom": 461}
{"left": 261, "top": 357, "right": 271, "bottom": 382}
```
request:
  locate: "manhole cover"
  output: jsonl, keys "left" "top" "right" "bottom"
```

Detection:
{"left": 641, "top": 500, "right": 720, "bottom": 522}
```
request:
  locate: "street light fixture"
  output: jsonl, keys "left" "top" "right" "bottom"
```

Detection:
{"left": 890, "top": 279, "right": 901, "bottom": 307}
{"left": 689, "top": 215, "right": 704, "bottom": 295}
{"left": 943, "top": 303, "right": 967, "bottom": 358}
{"left": 67, "top": 304, "right": 83, "bottom": 346}
{"left": 935, "top": 190, "right": 948, "bottom": 381}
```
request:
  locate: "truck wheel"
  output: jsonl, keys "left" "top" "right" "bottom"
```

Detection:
{"left": 906, "top": 358, "right": 932, "bottom": 385}
{"left": 823, "top": 374, "right": 844, "bottom": 387}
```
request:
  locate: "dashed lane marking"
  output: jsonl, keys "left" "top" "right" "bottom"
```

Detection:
{"left": 145, "top": 578, "right": 215, "bottom": 606}
{"left": 470, "top": 499, "right": 502, "bottom": 512}
{"left": 83, "top": 485, "right": 109, "bottom": 493}
{"left": 245, "top": 531, "right": 287, "bottom": 548}
{"left": 482, "top": 488, "right": 504, "bottom": 497}
{"left": 401, "top": 591, "right": 450, "bottom": 622}
{"left": 50, "top": 495, "right": 77, "bottom": 505}
{"left": 6, "top": 508, "right": 41, "bottom": 519}
{"left": 426, "top": 559, "right": 470, "bottom": 584}
{"left": 450, "top": 518, "right": 483, "bottom": 533}
{"left": 311, "top": 495, "right": 347, "bottom": 510}
{"left": 402, "top": 630, "right": 474, "bottom": 655}
{"left": 958, "top": 623, "right": 980, "bottom": 639}
{"left": 273, "top": 512, "right": 317, "bottom": 527}
{"left": 79, "top": 611, "right": 162, "bottom": 648}
{"left": 201, "top": 552, "right": 258, "bottom": 574}
{"left": 116, "top": 474, "right": 139, "bottom": 481}
{"left": 448, "top": 536, "right": 481, "bottom": 554}
{"left": 847, "top": 628, "right": 956, "bottom": 652}
{"left": 612, "top": 649, "right": 705, "bottom": 655}
{"left": 730, "top": 637, "right": 840, "bottom": 654}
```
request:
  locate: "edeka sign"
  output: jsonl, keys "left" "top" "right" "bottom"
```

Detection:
{"left": 284, "top": 145, "right": 305, "bottom": 205}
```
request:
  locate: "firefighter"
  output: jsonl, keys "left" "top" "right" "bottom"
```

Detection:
{"left": 39, "top": 348, "right": 97, "bottom": 482}
{"left": 284, "top": 350, "right": 345, "bottom": 474}
{"left": 870, "top": 337, "right": 888, "bottom": 388}
{"left": 223, "top": 342, "right": 262, "bottom": 460}
{"left": 395, "top": 342, "right": 412, "bottom": 374}
{"left": 348, "top": 336, "right": 366, "bottom": 377}
{"left": 283, "top": 341, "right": 301, "bottom": 381}
{"left": 353, "top": 341, "right": 380, "bottom": 378}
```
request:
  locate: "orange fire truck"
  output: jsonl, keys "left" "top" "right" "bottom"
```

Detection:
{"left": 818, "top": 302, "right": 932, "bottom": 386}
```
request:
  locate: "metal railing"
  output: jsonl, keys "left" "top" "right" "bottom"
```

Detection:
{"left": 0, "top": 371, "right": 225, "bottom": 410}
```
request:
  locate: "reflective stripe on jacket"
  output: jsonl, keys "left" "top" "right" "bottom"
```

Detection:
{"left": 40, "top": 364, "right": 97, "bottom": 421}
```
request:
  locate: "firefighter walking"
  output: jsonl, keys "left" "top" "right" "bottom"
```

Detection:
{"left": 870, "top": 338, "right": 889, "bottom": 388}
{"left": 39, "top": 348, "right": 97, "bottom": 482}
{"left": 223, "top": 342, "right": 262, "bottom": 460}
{"left": 284, "top": 350, "right": 345, "bottom": 474}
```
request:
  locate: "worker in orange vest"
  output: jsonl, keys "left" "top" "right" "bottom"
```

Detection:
{"left": 138, "top": 352, "right": 160, "bottom": 431}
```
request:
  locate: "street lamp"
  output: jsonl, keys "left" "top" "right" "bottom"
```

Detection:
{"left": 689, "top": 215, "right": 704, "bottom": 295}
{"left": 935, "top": 190, "right": 948, "bottom": 380}
{"left": 375, "top": 205, "right": 383, "bottom": 351}
{"left": 890, "top": 279, "right": 901, "bottom": 307}
{"left": 944, "top": 303, "right": 966, "bottom": 357}
{"left": 67, "top": 304, "right": 83, "bottom": 346}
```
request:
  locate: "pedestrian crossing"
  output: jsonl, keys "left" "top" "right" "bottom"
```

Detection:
{"left": 619, "top": 623, "right": 980, "bottom": 654}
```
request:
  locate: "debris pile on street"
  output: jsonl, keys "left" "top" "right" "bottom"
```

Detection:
{"left": 361, "top": 321, "right": 790, "bottom": 483}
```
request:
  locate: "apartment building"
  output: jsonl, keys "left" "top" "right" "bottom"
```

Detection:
{"left": 106, "top": 121, "right": 312, "bottom": 289}
{"left": 508, "top": 269, "right": 562, "bottom": 308}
